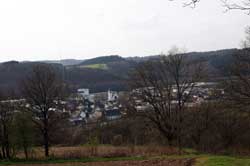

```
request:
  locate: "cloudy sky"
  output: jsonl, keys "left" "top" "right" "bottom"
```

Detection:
{"left": 0, "top": 0, "right": 249, "bottom": 62}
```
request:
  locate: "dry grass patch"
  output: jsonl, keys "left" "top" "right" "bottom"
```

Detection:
{"left": 18, "top": 145, "right": 179, "bottom": 159}
{"left": 51, "top": 145, "right": 179, "bottom": 159}
{"left": 8, "top": 158, "right": 194, "bottom": 166}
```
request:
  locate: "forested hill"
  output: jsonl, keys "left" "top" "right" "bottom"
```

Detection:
{"left": 0, "top": 48, "right": 242, "bottom": 93}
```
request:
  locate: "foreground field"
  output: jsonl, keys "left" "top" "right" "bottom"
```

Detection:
{"left": 2, "top": 146, "right": 250, "bottom": 165}
{"left": 6, "top": 158, "right": 194, "bottom": 166}
{"left": 3, "top": 155, "right": 250, "bottom": 166}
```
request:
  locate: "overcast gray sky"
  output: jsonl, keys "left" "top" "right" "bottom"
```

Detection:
{"left": 0, "top": 0, "right": 249, "bottom": 62}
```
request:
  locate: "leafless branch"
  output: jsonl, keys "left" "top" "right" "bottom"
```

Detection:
{"left": 222, "top": 0, "right": 250, "bottom": 14}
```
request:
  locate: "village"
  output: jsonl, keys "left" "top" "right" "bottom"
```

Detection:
{"left": 0, "top": 81, "right": 223, "bottom": 127}
{"left": 57, "top": 82, "right": 223, "bottom": 126}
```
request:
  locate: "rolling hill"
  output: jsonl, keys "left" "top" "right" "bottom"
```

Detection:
{"left": 0, "top": 48, "right": 244, "bottom": 93}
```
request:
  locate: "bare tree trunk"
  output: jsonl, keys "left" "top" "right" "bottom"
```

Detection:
{"left": 22, "top": 134, "right": 29, "bottom": 160}
{"left": 0, "top": 149, "right": 2, "bottom": 159}
{"left": 1, "top": 145, "right": 5, "bottom": 159}
{"left": 177, "top": 113, "right": 182, "bottom": 154}
{"left": 5, "top": 141, "right": 10, "bottom": 159}
{"left": 3, "top": 124, "right": 10, "bottom": 159}
{"left": 43, "top": 117, "right": 49, "bottom": 157}
{"left": 44, "top": 131, "right": 49, "bottom": 157}
{"left": 22, "top": 133, "right": 29, "bottom": 159}
{"left": 24, "top": 146, "right": 28, "bottom": 160}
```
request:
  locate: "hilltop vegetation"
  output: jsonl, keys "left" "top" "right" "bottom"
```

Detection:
{"left": 0, "top": 48, "right": 241, "bottom": 93}
{"left": 78, "top": 55, "right": 124, "bottom": 66}
{"left": 79, "top": 64, "right": 108, "bottom": 70}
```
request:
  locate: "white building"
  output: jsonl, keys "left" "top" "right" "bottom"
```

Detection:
{"left": 108, "top": 90, "right": 118, "bottom": 102}
{"left": 77, "top": 88, "right": 95, "bottom": 102}
{"left": 78, "top": 89, "right": 89, "bottom": 97}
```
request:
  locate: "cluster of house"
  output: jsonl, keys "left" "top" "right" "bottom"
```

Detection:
{"left": 2, "top": 82, "right": 223, "bottom": 126}
{"left": 0, "top": 88, "right": 124, "bottom": 126}
{"left": 64, "top": 82, "right": 224, "bottom": 125}
{"left": 66, "top": 89, "right": 123, "bottom": 125}
{"left": 132, "top": 82, "right": 224, "bottom": 111}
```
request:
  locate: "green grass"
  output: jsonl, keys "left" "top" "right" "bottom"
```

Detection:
{"left": 196, "top": 155, "right": 250, "bottom": 166}
{"left": 80, "top": 64, "right": 108, "bottom": 70}
{"left": 154, "top": 153, "right": 250, "bottom": 166}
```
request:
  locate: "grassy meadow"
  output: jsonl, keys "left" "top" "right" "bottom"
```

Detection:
{"left": 80, "top": 64, "right": 108, "bottom": 70}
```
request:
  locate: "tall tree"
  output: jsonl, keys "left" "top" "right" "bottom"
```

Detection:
{"left": 223, "top": 26, "right": 250, "bottom": 107}
{"left": 13, "top": 111, "right": 34, "bottom": 159}
{"left": 224, "top": 48, "right": 250, "bottom": 107}
{"left": 129, "top": 48, "right": 204, "bottom": 149}
{"left": 21, "top": 64, "right": 64, "bottom": 157}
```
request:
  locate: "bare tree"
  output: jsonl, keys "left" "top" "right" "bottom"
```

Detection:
{"left": 129, "top": 48, "right": 204, "bottom": 150}
{"left": 222, "top": 0, "right": 250, "bottom": 15}
{"left": 13, "top": 110, "right": 34, "bottom": 159}
{"left": 222, "top": 25, "right": 250, "bottom": 107}
{"left": 224, "top": 48, "right": 250, "bottom": 107}
{"left": 0, "top": 96, "right": 15, "bottom": 159}
{"left": 183, "top": 0, "right": 200, "bottom": 7}
{"left": 178, "top": 0, "right": 250, "bottom": 14}
{"left": 185, "top": 103, "right": 215, "bottom": 149}
{"left": 21, "top": 64, "right": 64, "bottom": 157}
{"left": 242, "top": 26, "right": 250, "bottom": 48}
{"left": 214, "top": 107, "right": 248, "bottom": 149}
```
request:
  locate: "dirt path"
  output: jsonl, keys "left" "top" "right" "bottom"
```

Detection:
{"left": 11, "top": 158, "right": 195, "bottom": 166}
